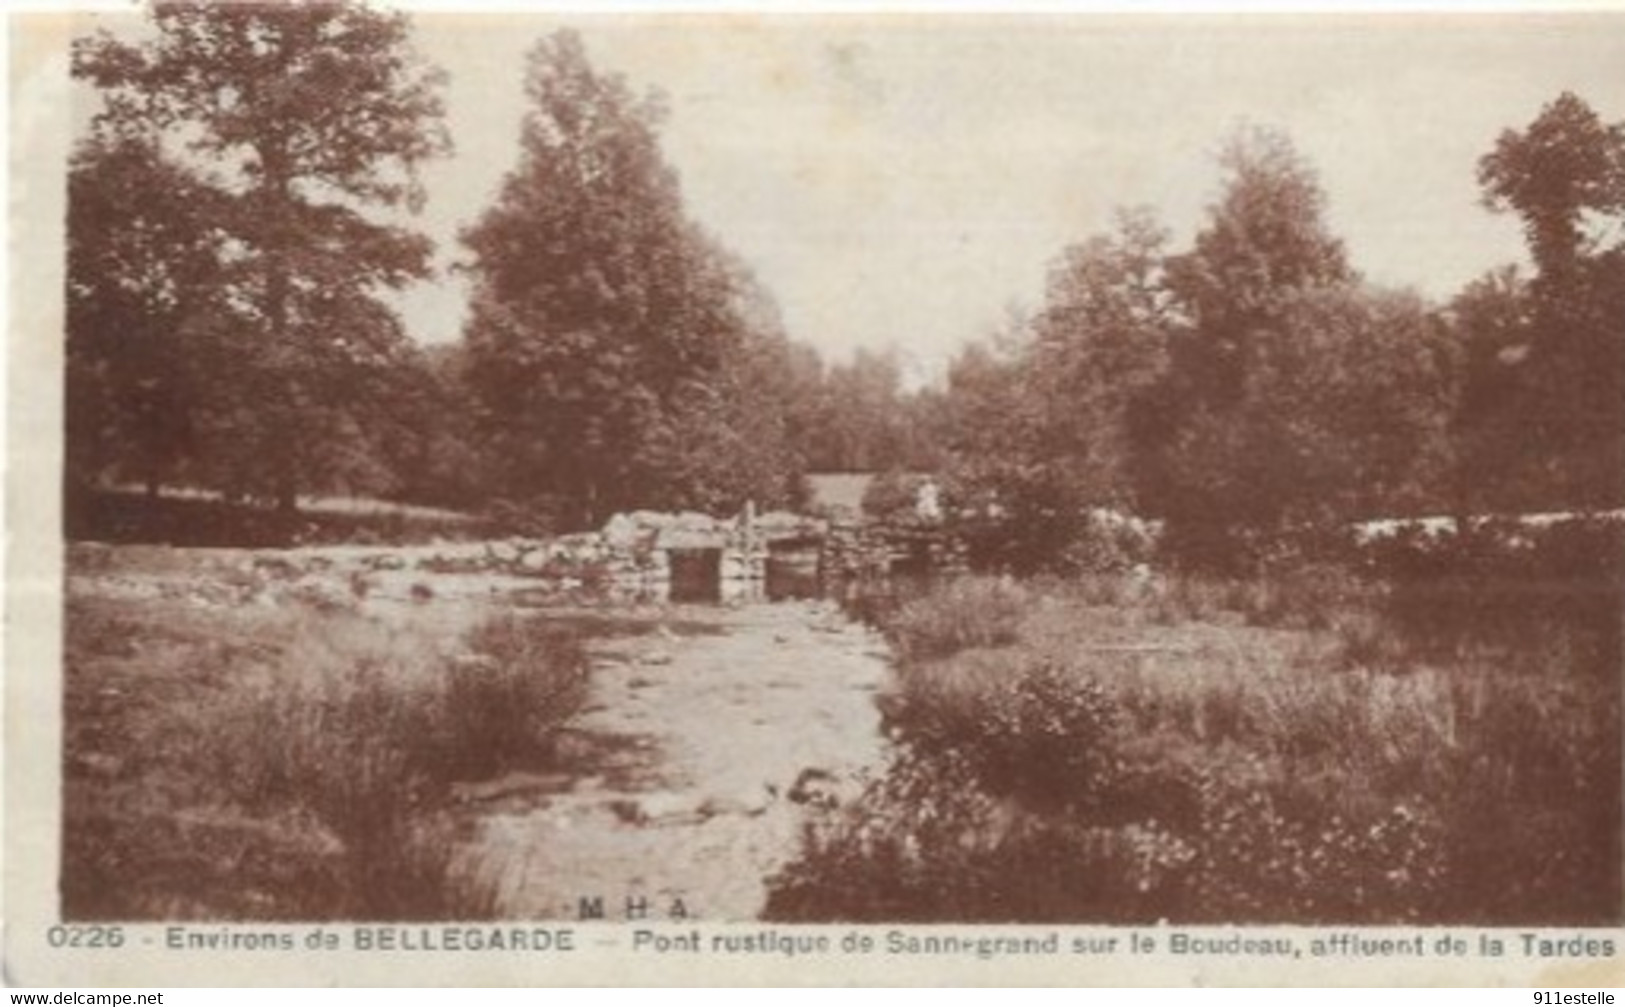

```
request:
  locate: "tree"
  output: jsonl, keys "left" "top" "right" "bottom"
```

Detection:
{"left": 632, "top": 247, "right": 811, "bottom": 514}
{"left": 1480, "top": 92, "right": 1625, "bottom": 285}
{"left": 1027, "top": 207, "right": 1172, "bottom": 511}
{"left": 939, "top": 327, "right": 1050, "bottom": 570}
{"left": 72, "top": 1, "right": 449, "bottom": 509}
{"left": 1474, "top": 93, "right": 1625, "bottom": 508}
{"left": 933, "top": 213, "right": 1175, "bottom": 572}
{"left": 65, "top": 136, "right": 223, "bottom": 496}
{"left": 1448, "top": 266, "right": 1535, "bottom": 513}
{"left": 462, "top": 30, "right": 800, "bottom": 527}
{"left": 807, "top": 348, "right": 907, "bottom": 472}
{"left": 1145, "top": 128, "right": 1451, "bottom": 569}
{"left": 1163, "top": 127, "right": 1353, "bottom": 407}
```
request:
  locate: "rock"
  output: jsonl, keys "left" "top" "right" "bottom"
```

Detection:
{"left": 787, "top": 767, "right": 860, "bottom": 809}
{"left": 253, "top": 555, "right": 303, "bottom": 579}
{"left": 485, "top": 540, "right": 521, "bottom": 567}
{"left": 697, "top": 785, "right": 775, "bottom": 819}
{"left": 607, "top": 791, "right": 697, "bottom": 826}
{"left": 518, "top": 549, "right": 551, "bottom": 574}
{"left": 281, "top": 577, "right": 356, "bottom": 613}
{"left": 674, "top": 511, "right": 715, "bottom": 531}
{"left": 756, "top": 510, "right": 802, "bottom": 530}
{"left": 601, "top": 513, "right": 641, "bottom": 548}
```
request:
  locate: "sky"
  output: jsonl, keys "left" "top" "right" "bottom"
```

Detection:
{"left": 71, "top": 10, "right": 1625, "bottom": 386}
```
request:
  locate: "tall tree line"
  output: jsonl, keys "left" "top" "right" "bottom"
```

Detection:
{"left": 70, "top": 1, "right": 450, "bottom": 512}
{"left": 937, "top": 98, "right": 1624, "bottom": 572}
{"left": 67, "top": 10, "right": 829, "bottom": 530}
{"left": 457, "top": 30, "right": 814, "bottom": 526}
{"left": 66, "top": 7, "right": 1622, "bottom": 547}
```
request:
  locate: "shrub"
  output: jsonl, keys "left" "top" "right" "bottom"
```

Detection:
{"left": 861, "top": 470, "right": 932, "bottom": 524}
{"left": 882, "top": 576, "right": 1030, "bottom": 662}
{"left": 211, "top": 611, "right": 587, "bottom": 918}
{"left": 780, "top": 569, "right": 1621, "bottom": 924}
{"left": 1146, "top": 564, "right": 1378, "bottom": 631}
{"left": 1365, "top": 517, "right": 1623, "bottom": 677}
{"left": 1054, "top": 511, "right": 1159, "bottom": 575}
{"left": 766, "top": 752, "right": 1197, "bottom": 923}
{"left": 883, "top": 653, "right": 1124, "bottom": 812}
{"left": 836, "top": 574, "right": 931, "bottom": 631}
{"left": 1189, "top": 774, "right": 1447, "bottom": 923}
{"left": 446, "top": 614, "right": 590, "bottom": 779}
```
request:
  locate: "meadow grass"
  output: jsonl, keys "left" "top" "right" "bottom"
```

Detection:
{"left": 63, "top": 586, "right": 588, "bottom": 920}
{"left": 772, "top": 565, "right": 1621, "bottom": 924}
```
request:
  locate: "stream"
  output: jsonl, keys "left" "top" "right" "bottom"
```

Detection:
{"left": 457, "top": 599, "right": 892, "bottom": 920}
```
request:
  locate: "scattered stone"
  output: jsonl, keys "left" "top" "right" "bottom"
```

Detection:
{"left": 607, "top": 791, "right": 697, "bottom": 827}
{"left": 281, "top": 577, "right": 355, "bottom": 613}
{"left": 252, "top": 556, "right": 302, "bottom": 579}
{"left": 787, "top": 767, "right": 857, "bottom": 810}
{"left": 697, "top": 785, "right": 775, "bottom": 819}
{"left": 601, "top": 513, "right": 641, "bottom": 548}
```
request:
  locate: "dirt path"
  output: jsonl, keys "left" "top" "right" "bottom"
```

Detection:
{"left": 459, "top": 600, "right": 892, "bottom": 921}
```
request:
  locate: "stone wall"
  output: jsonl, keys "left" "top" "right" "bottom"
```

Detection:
{"left": 87, "top": 506, "right": 969, "bottom": 609}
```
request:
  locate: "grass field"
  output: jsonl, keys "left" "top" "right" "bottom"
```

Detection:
{"left": 768, "top": 563, "right": 1622, "bottom": 925}
{"left": 62, "top": 560, "right": 588, "bottom": 921}
{"left": 60, "top": 523, "right": 1622, "bottom": 925}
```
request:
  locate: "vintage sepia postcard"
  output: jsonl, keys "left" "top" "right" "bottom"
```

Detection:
{"left": 7, "top": 2, "right": 1625, "bottom": 987}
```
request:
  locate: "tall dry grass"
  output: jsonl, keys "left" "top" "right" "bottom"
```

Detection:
{"left": 214, "top": 610, "right": 588, "bottom": 919}
{"left": 770, "top": 563, "right": 1621, "bottom": 924}
{"left": 64, "top": 596, "right": 588, "bottom": 921}
{"left": 880, "top": 576, "right": 1031, "bottom": 662}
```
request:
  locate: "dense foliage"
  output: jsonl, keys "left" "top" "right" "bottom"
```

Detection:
{"left": 769, "top": 551, "right": 1620, "bottom": 924}
{"left": 68, "top": 5, "right": 1622, "bottom": 552}
{"left": 458, "top": 31, "right": 811, "bottom": 526}
{"left": 70, "top": 1, "right": 451, "bottom": 511}
{"left": 923, "top": 100, "right": 1622, "bottom": 573}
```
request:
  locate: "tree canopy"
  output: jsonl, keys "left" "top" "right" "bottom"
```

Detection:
{"left": 940, "top": 128, "right": 1460, "bottom": 572}
{"left": 65, "top": 11, "right": 1621, "bottom": 558}
{"left": 70, "top": 1, "right": 449, "bottom": 508}
{"left": 1461, "top": 92, "right": 1625, "bottom": 510}
{"left": 461, "top": 30, "right": 804, "bottom": 528}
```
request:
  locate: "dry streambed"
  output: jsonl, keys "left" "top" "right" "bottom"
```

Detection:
{"left": 458, "top": 601, "right": 891, "bottom": 920}
{"left": 64, "top": 543, "right": 893, "bottom": 921}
